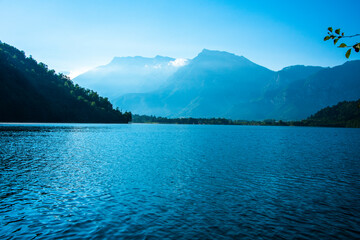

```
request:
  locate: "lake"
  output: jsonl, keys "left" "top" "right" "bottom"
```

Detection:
{"left": 1, "top": 123, "right": 359, "bottom": 239}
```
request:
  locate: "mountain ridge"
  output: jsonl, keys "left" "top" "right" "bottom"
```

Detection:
{"left": 75, "top": 49, "right": 360, "bottom": 120}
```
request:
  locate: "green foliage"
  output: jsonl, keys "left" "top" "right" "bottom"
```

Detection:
{"left": 303, "top": 99, "right": 360, "bottom": 128}
{"left": 0, "top": 40, "right": 131, "bottom": 123}
{"left": 324, "top": 27, "right": 360, "bottom": 58}
{"left": 339, "top": 43, "right": 347, "bottom": 48}
{"left": 346, "top": 49, "right": 351, "bottom": 58}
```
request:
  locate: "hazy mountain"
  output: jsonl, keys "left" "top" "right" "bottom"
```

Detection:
{"left": 116, "top": 51, "right": 360, "bottom": 120}
{"left": 227, "top": 65, "right": 328, "bottom": 120}
{"left": 266, "top": 65, "right": 325, "bottom": 91}
{"left": 74, "top": 48, "right": 360, "bottom": 121}
{"left": 0, "top": 41, "right": 131, "bottom": 123}
{"left": 263, "top": 60, "right": 360, "bottom": 120}
{"left": 115, "top": 49, "right": 276, "bottom": 117}
{"left": 74, "top": 55, "right": 187, "bottom": 99}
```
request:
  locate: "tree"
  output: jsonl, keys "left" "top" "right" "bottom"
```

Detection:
{"left": 324, "top": 27, "right": 360, "bottom": 58}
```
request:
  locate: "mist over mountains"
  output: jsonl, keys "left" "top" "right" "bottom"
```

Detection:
{"left": 75, "top": 49, "right": 360, "bottom": 120}
{"left": 74, "top": 56, "right": 187, "bottom": 99}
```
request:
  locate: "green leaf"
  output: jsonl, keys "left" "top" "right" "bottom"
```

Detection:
{"left": 339, "top": 43, "right": 347, "bottom": 48}
{"left": 345, "top": 49, "right": 351, "bottom": 58}
{"left": 334, "top": 38, "right": 339, "bottom": 45}
{"left": 324, "top": 36, "right": 331, "bottom": 41}
{"left": 328, "top": 27, "right": 333, "bottom": 32}
{"left": 354, "top": 43, "right": 360, "bottom": 52}
{"left": 335, "top": 29, "right": 340, "bottom": 35}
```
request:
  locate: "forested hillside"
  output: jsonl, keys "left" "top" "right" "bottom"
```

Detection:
{"left": 303, "top": 100, "right": 360, "bottom": 128}
{"left": 0, "top": 41, "right": 131, "bottom": 123}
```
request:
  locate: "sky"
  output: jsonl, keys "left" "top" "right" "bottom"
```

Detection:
{"left": 1, "top": 0, "right": 359, "bottom": 78}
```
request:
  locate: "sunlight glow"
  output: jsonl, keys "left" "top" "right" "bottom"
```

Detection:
{"left": 68, "top": 67, "right": 93, "bottom": 79}
{"left": 169, "top": 58, "right": 188, "bottom": 67}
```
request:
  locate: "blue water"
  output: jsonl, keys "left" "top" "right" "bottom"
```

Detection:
{"left": 0, "top": 124, "right": 360, "bottom": 239}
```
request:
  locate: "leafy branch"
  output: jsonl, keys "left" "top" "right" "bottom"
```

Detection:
{"left": 324, "top": 27, "right": 360, "bottom": 58}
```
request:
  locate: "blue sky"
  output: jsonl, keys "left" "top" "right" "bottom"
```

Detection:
{"left": 1, "top": 0, "right": 359, "bottom": 77}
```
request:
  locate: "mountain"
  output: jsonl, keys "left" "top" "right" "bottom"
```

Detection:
{"left": 115, "top": 49, "right": 276, "bottom": 118}
{"left": 73, "top": 48, "right": 360, "bottom": 121}
{"left": 266, "top": 65, "right": 325, "bottom": 91}
{"left": 255, "top": 61, "right": 360, "bottom": 120}
{"left": 0, "top": 41, "right": 131, "bottom": 123}
{"left": 74, "top": 55, "right": 186, "bottom": 99}
{"left": 228, "top": 64, "right": 327, "bottom": 120}
{"left": 113, "top": 50, "right": 360, "bottom": 120}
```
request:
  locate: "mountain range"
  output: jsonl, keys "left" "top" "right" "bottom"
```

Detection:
{"left": 75, "top": 49, "right": 360, "bottom": 120}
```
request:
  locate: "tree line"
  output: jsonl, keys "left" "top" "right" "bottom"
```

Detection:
{"left": 132, "top": 99, "right": 360, "bottom": 128}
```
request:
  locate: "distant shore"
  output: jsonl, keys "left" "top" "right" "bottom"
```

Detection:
{"left": 131, "top": 114, "right": 360, "bottom": 128}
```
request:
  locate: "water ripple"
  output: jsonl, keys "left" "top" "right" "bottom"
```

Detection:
{"left": 0, "top": 124, "right": 360, "bottom": 239}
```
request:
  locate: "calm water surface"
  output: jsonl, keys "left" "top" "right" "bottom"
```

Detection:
{"left": 0, "top": 124, "right": 359, "bottom": 239}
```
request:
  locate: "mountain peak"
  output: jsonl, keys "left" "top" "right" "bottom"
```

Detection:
{"left": 198, "top": 49, "right": 239, "bottom": 57}
{"left": 193, "top": 49, "right": 262, "bottom": 69}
